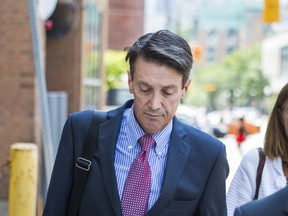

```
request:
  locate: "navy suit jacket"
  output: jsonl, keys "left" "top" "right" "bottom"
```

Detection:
{"left": 234, "top": 186, "right": 288, "bottom": 216}
{"left": 43, "top": 100, "right": 229, "bottom": 216}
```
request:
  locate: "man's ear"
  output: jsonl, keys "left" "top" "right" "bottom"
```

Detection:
{"left": 128, "top": 71, "right": 133, "bottom": 94}
{"left": 181, "top": 79, "right": 191, "bottom": 98}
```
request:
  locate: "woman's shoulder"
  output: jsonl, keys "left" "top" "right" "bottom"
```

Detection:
{"left": 243, "top": 148, "right": 261, "bottom": 160}
{"left": 239, "top": 148, "right": 262, "bottom": 169}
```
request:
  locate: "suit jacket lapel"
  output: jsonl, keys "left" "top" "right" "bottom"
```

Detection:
{"left": 96, "top": 102, "right": 191, "bottom": 216}
{"left": 97, "top": 100, "right": 134, "bottom": 215}
{"left": 98, "top": 117, "right": 122, "bottom": 215}
{"left": 147, "top": 118, "right": 191, "bottom": 215}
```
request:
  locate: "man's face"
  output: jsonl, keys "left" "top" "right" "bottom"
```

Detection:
{"left": 128, "top": 57, "right": 190, "bottom": 135}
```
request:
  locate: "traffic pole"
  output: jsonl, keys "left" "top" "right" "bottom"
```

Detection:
{"left": 8, "top": 143, "right": 38, "bottom": 216}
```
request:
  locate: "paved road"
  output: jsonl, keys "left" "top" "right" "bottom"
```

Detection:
{"left": 0, "top": 200, "right": 8, "bottom": 216}
{"left": 221, "top": 116, "right": 267, "bottom": 191}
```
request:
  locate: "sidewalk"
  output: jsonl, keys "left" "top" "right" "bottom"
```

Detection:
{"left": 0, "top": 200, "right": 8, "bottom": 216}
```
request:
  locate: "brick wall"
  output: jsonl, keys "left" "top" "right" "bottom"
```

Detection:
{"left": 0, "top": 0, "right": 127, "bottom": 203}
{"left": 46, "top": 33, "right": 83, "bottom": 114}
{"left": 108, "top": 0, "right": 144, "bottom": 50}
{"left": 0, "top": 0, "right": 41, "bottom": 199}
{"left": 45, "top": 2, "right": 84, "bottom": 114}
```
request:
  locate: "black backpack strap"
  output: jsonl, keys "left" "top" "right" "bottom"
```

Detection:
{"left": 253, "top": 147, "right": 266, "bottom": 200}
{"left": 67, "top": 110, "right": 107, "bottom": 216}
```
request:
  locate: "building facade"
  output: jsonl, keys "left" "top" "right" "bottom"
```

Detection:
{"left": 144, "top": 0, "right": 270, "bottom": 66}
{"left": 0, "top": 0, "right": 144, "bottom": 214}
{"left": 0, "top": 0, "right": 108, "bottom": 213}
{"left": 262, "top": 31, "right": 288, "bottom": 93}
{"left": 108, "top": 0, "right": 144, "bottom": 50}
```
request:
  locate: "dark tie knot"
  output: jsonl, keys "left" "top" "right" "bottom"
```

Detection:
{"left": 139, "top": 134, "right": 155, "bottom": 152}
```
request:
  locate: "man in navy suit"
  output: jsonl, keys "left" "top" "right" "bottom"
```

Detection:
{"left": 234, "top": 186, "right": 288, "bottom": 216}
{"left": 43, "top": 30, "right": 229, "bottom": 216}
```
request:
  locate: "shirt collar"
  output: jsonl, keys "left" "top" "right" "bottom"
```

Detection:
{"left": 125, "top": 105, "right": 173, "bottom": 156}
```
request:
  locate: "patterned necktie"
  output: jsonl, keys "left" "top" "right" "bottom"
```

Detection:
{"left": 121, "top": 134, "right": 155, "bottom": 216}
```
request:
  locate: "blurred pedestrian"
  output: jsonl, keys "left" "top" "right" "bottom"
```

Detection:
{"left": 227, "top": 83, "right": 288, "bottom": 216}
{"left": 213, "top": 117, "right": 228, "bottom": 138}
{"left": 43, "top": 29, "right": 229, "bottom": 216}
{"left": 235, "top": 117, "right": 246, "bottom": 147}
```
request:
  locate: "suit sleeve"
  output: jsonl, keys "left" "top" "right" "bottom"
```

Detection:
{"left": 43, "top": 115, "right": 75, "bottom": 216}
{"left": 198, "top": 144, "right": 229, "bottom": 216}
{"left": 234, "top": 207, "right": 244, "bottom": 216}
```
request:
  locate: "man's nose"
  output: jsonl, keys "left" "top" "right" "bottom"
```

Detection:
{"left": 149, "top": 93, "right": 162, "bottom": 110}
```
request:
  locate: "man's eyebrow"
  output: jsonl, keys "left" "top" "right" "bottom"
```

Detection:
{"left": 163, "top": 84, "right": 177, "bottom": 89}
{"left": 138, "top": 81, "right": 178, "bottom": 89}
{"left": 140, "top": 81, "right": 171, "bottom": 87}
{"left": 138, "top": 81, "right": 150, "bottom": 88}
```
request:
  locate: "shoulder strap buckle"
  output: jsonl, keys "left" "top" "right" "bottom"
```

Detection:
{"left": 76, "top": 157, "right": 92, "bottom": 171}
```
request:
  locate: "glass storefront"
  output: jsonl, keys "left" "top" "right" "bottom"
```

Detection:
{"left": 83, "top": 0, "right": 105, "bottom": 109}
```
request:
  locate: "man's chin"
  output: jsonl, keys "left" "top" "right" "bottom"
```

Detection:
{"left": 142, "top": 123, "right": 163, "bottom": 134}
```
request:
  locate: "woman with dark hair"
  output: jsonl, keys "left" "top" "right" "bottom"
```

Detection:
{"left": 227, "top": 83, "right": 288, "bottom": 216}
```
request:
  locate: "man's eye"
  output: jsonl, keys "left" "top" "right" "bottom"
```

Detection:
{"left": 140, "top": 88, "right": 150, "bottom": 93}
{"left": 163, "top": 91, "right": 173, "bottom": 96}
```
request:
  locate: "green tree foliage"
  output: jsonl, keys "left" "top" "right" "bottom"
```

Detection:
{"left": 222, "top": 45, "right": 268, "bottom": 105}
{"left": 104, "top": 50, "right": 129, "bottom": 89}
{"left": 185, "top": 45, "right": 269, "bottom": 110}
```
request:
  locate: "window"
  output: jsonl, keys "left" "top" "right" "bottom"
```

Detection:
{"left": 280, "top": 46, "right": 288, "bottom": 78}
{"left": 83, "top": 0, "right": 104, "bottom": 109}
{"left": 226, "top": 29, "right": 238, "bottom": 54}
{"left": 206, "top": 29, "right": 217, "bottom": 62}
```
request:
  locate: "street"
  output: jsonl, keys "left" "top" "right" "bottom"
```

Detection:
{"left": 220, "top": 115, "right": 268, "bottom": 191}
